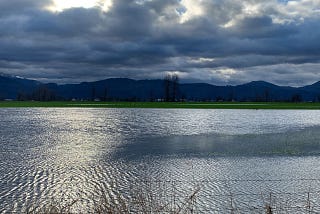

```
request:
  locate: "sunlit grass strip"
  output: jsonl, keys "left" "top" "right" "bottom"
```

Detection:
{"left": 1, "top": 101, "right": 320, "bottom": 109}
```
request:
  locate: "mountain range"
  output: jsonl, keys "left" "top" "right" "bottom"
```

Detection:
{"left": 1, "top": 74, "right": 320, "bottom": 102}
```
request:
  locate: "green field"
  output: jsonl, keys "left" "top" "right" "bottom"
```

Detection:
{"left": 1, "top": 101, "right": 320, "bottom": 109}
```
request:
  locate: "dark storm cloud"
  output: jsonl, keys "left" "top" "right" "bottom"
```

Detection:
{"left": 0, "top": 0, "right": 319, "bottom": 86}
{"left": 0, "top": 0, "right": 51, "bottom": 15}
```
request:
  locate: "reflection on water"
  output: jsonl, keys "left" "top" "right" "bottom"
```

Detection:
{"left": 1, "top": 108, "right": 320, "bottom": 212}
{"left": 116, "top": 126, "right": 320, "bottom": 159}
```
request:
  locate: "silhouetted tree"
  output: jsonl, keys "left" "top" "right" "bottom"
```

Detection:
{"left": 164, "top": 74, "right": 171, "bottom": 102}
{"left": 264, "top": 89, "right": 270, "bottom": 102}
{"left": 164, "top": 73, "right": 179, "bottom": 102}
{"left": 102, "top": 86, "right": 108, "bottom": 101}
{"left": 32, "top": 85, "right": 56, "bottom": 101}
{"left": 91, "top": 85, "right": 96, "bottom": 101}
{"left": 291, "top": 94, "right": 302, "bottom": 102}
{"left": 17, "top": 92, "right": 28, "bottom": 101}
{"left": 254, "top": 92, "right": 263, "bottom": 102}
{"left": 149, "top": 89, "right": 155, "bottom": 102}
{"left": 172, "top": 74, "right": 179, "bottom": 101}
{"left": 216, "top": 96, "right": 224, "bottom": 102}
{"left": 228, "top": 90, "right": 234, "bottom": 101}
{"left": 180, "top": 93, "right": 187, "bottom": 102}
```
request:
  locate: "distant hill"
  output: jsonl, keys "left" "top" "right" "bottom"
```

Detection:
{"left": 0, "top": 74, "right": 40, "bottom": 100}
{"left": 1, "top": 74, "right": 320, "bottom": 102}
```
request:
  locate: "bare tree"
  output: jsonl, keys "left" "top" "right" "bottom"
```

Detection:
{"left": 264, "top": 89, "right": 270, "bottom": 102}
{"left": 103, "top": 86, "right": 108, "bottom": 101}
{"left": 164, "top": 74, "right": 171, "bottom": 102}
{"left": 164, "top": 73, "right": 179, "bottom": 102}
{"left": 291, "top": 94, "right": 302, "bottom": 102}
{"left": 32, "top": 85, "right": 56, "bottom": 101}
{"left": 91, "top": 85, "right": 96, "bottom": 101}
{"left": 172, "top": 74, "right": 179, "bottom": 102}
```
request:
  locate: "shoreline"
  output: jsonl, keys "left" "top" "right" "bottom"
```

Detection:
{"left": 1, "top": 101, "right": 320, "bottom": 109}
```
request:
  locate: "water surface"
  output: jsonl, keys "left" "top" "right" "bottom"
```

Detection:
{"left": 1, "top": 108, "right": 320, "bottom": 212}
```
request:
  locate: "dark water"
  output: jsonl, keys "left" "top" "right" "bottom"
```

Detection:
{"left": 1, "top": 108, "right": 320, "bottom": 213}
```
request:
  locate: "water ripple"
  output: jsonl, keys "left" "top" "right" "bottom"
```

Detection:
{"left": 1, "top": 108, "right": 320, "bottom": 212}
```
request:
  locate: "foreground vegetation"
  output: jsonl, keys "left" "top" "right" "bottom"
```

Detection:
{"left": 25, "top": 181, "right": 200, "bottom": 214}
{"left": 23, "top": 182, "right": 318, "bottom": 214}
{"left": 2, "top": 101, "right": 320, "bottom": 109}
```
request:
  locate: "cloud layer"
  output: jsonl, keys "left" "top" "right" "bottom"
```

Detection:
{"left": 0, "top": 0, "right": 319, "bottom": 85}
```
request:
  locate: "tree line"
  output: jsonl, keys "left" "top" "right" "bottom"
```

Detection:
{"left": 9, "top": 75, "right": 320, "bottom": 102}
{"left": 17, "top": 86, "right": 56, "bottom": 101}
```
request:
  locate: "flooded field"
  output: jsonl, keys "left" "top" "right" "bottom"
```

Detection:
{"left": 1, "top": 108, "right": 320, "bottom": 213}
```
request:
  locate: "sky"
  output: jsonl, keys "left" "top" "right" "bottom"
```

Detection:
{"left": 0, "top": 0, "right": 319, "bottom": 86}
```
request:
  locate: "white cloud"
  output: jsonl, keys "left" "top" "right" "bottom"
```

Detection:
{"left": 188, "top": 57, "right": 215, "bottom": 64}
{"left": 179, "top": 0, "right": 204, "bottom": 23}
{"left": 47, "top": 0, "right": 113, "bottom": 12}
{"left": 211, "top": 68, "right": 239, "bottom": 81}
